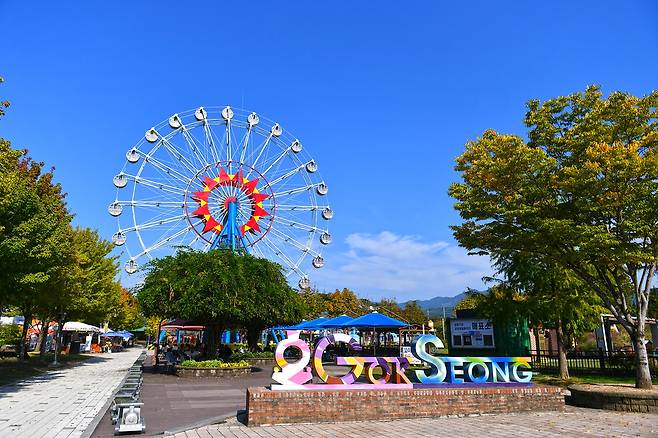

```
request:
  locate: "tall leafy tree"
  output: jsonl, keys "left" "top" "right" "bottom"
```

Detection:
{"left": 109, "top": 289, "right": 143, "bottom": 330}
{"left": 325, "top": 288, "right": 362, "bottom": 317}
{"left": 65, "top": 227, "right": 122, "bottom": 326}
{"left": 298, "top": 288, "right": 326, "bottom": 319}
{"left": 137, "top": 250, "right": 304, "bottom": 356}
{"left": 450, "top": 86, "right": 658, "bottom": 388}
{"left": 402, "top": 301, "right": 427, "bottom": 325}
{"left": 470, "top": 254, "right": 604, "bottom": 379}
{"left": 0, "top": 141, "right": 73, "bottom": 359}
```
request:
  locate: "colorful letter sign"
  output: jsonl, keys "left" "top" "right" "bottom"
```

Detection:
{"left": 271, "top": 332, "right": 532, "bottom": 390}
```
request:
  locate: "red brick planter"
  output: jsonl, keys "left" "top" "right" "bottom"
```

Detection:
{"left": 568, "top": 384, "right": 658, "bottom": 413}
{"left": 246, "top": 384, "right": 565, "bottom": 426}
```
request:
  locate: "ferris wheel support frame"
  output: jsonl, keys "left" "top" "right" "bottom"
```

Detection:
{"left": 210, "top": 200, "right": 247, "bottom": 252}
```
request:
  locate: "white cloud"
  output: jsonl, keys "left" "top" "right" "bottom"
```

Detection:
{"left": 312, "top": 231, "right": 492, "bottom": 302}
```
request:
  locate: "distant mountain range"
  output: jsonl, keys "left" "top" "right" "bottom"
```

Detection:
{"left": 401, "top": 292, "right": 467, "bottom": 318}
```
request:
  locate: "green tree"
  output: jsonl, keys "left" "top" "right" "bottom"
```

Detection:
{"left": 469, "top": 253, "right": 604, "bottom": 379}
{"left": 402, "top": 301, "right": 427, "bottom": 325}
{"left": 238, "top": 254, "right": 305, "bottom": 350}
{"left": 298, "top": 288, "right": 326, "bottom": 319}
{"left": 0, "top": 141, "right": 73, "bottom": 360}
{"left": 66, "top": 227, "right": 122, "bottom": 325}
{"left": 376, "top": 298, "right": 404, "bottom": 320}
{"left": 449, "top": 86, "right": 658, "bottom": 388}
{"left": 325, "top": 288, "right": 362, "bottom": 317}
{"left": 137, "top": 250, "right": 304, "bottom": 356}
{"left": 109, "top": 289, "right": 143, "bottom": 330}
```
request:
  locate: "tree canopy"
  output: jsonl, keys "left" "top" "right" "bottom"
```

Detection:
{"left": 136, "top": 249, "right": 305, "bottom": 353}
{"left": 449, "top": 86, "right": 658, "bottom": 388}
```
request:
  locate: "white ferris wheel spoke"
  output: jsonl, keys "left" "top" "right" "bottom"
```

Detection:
{"left": 133, "top": 219, "right": 203, "bottom": 259}
{"left": 238, "top": 123, "right": 253, "bottom": 167}
{"left": 225, "top": 119, "right": 233, "bottom": 171}
{"left": 272, "top": 183, "right": 321, "bottom": 198}
{"left": 260, "top": 147, "right": 293, "bottom": 177}
{"left": 202, "top": 121, "right": 221, "bottom": 165}
{"left": 268, "top": 226, "right": 319, "bottom": 257}
{"left": 180, "top": 125, "right": 212, "bottom": 170}
{"left": 120, "top": 200, "right": 184, "bottom": 208}
{"left": 260, "top": 234, "right": 303, "bottom": 276}
{"left": 141, "top": 153, "right": 192, "bottom": 186}
{"left": 126, "top": 175, "right": 186, "bottom": 196}
{"left": 275, "top": 204, "right": 325, "bottom": 211}
{"left": 276, "top": 217, "right": 322, "bottom": 233}
{"left": 246, "top": 133, "right": 273, "bottom": 178}
{"left": 266, "top": 162, "right": 310, "bottom": 187}
{"left": 122, "top": 214, "right": 187, "bottom": 232}
{"left": 158, "top": 137, "right": 202, "bottom": 176}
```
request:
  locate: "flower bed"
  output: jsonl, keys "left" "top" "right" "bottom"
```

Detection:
{"left": 180, "top": 359, "right": 249, "bottom": 368}
{"left": 177, "top": 360, "right": 252, "bottom": 378}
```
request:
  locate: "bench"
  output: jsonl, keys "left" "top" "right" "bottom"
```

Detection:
{"left": 112, "top": 352, "right": 147, "bottom": 435}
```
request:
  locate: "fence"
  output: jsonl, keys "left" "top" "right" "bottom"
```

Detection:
{"left": 531, "top": 349, "right": 658, "bottom": 376}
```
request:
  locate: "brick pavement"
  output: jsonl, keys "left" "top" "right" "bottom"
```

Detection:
{"left": 168, "top": 406, "right": 658, "bottom": 437}
{"left": 0, "top": 348, "right": 143, "bottom": 438}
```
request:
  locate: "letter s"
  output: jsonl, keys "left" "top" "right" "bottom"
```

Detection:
{"left": 411, "top": 334, "right": 447, "bottom": 384}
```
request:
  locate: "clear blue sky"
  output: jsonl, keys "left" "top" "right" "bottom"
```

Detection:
{"left": 1, "top": 1, "right": 657, "bottom": 301}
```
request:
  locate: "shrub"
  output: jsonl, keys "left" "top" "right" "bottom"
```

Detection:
{"left": 230, "top": 351, "right": 274, "bottom": 360}
{"left": 0, "top": 324, "right": 21, "bottom": 349}
{"left": 179, "top": 359, "right": 249, "bottom": 368}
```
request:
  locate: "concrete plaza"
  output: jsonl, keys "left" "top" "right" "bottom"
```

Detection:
{"left": 170, "top": 407, "right": 658, "bottom": 438}
{"left": 0, "top": 348, "right": 142, "bottom": 438}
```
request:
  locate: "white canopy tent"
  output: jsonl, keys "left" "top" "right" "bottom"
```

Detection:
{"left": 62, "top": 321, "right": 100, "bottom": 332}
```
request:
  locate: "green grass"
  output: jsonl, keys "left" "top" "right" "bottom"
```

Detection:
{"left": 0, "top": 353, "right": 93, "bottom": 387}
{"left": 532, "top": 372, "right": 658, "bottom": 387}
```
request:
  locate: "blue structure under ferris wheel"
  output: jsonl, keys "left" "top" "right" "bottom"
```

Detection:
{"left": 110, "top": 106, "right": 335, "bottom": 289}
{"left": 210, "top": 199, "right": 247, "bottom": 252}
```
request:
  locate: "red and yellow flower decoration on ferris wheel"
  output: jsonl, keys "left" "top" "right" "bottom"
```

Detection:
{"left": 191, "top": 167, "right": 270, "bottom": 236}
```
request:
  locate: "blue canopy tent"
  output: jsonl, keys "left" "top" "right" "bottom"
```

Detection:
{"left": 285, "top": 317, "right": 331, "bottom": 330}
{"left": 317, "top": 315, "right": 354, "bottom": 328}
{"left": 348, "top": 311, "right": 408, "bottom": 355}
{"left": 348, "top": 312, "right": 407, "bottom": 328}
{"left": 101, "top": 330, "right": 123, "bottom": 338}
{"left": 118, "top": 330, "right": 134, "bottom": 339}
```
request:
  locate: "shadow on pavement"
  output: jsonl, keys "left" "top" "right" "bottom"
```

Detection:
{"left": 0, "top": 355, "right": 112, "bottom": 399}
{"left": 91, "top": 362, "right": 272, "bottom": 437}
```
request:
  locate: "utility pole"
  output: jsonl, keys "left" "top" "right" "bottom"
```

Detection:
{"left": 442, "top": 306, "right": 446, "bottom": 340}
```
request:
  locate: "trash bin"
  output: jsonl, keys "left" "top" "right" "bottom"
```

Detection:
{"left": 70, "top": 341, "right": 81, "bottom": 354}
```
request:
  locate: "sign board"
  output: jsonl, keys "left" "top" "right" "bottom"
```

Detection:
{"left": 450, "top": 319, "right": 494, "bottom": 348}
{"left": 400, "top": 345, "right": 422, "bottom": 365}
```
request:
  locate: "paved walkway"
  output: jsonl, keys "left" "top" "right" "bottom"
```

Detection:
{"left": 0, "top": 348, "right": 143, "bottom": 438}
{"left": 169, "top": 407, "right": 658, "bottom": 437}
{"left": 91, "top": 364, "right": 272, "bottom": 437}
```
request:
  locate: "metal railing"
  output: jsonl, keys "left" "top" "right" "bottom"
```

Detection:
{"left": 531, "top": 349, "right": 658, "bottom": 376}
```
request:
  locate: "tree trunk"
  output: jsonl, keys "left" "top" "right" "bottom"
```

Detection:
{"left": 247, "top": 325, "right": 263, "bottom": 351}
{"left": 154, "top": 319, "right": 162, "bottom": 368}
{"left": 555, "top": 321, "right": 570, "bottom": 380}
{"left": 206, "top": 323, "right": 222, "bottom": 359}
{"left": 38, "top": 317, "right": 50, "bottom": 357}
{"left": 632, "top": 330, "right": 653, "bottom": 389}
{"left": 19, "top": 312, "right": 32, "bottom": 361}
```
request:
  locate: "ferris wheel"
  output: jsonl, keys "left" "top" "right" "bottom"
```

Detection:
{"left": 109, "top": 106, "right": 332, "bottom": 289}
